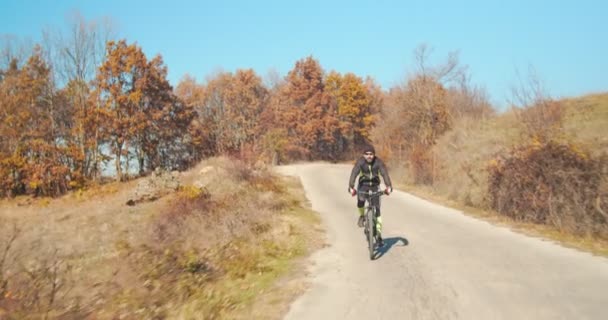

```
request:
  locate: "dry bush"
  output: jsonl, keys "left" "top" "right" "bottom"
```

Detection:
{"left": 226, "top": 159, "right": 285, "bottom": 193}
{"left": 9, "top": 251, "right": 76, "bottom": 319}
{"left": 446, "top": 84, "right": 495, "bottom": 121}
{"left": 117, "top": 158, "right": 297, "bottom": 317}
{"left": 407, "top": 144, "right": 435, "bottom": 185}
{"left": 488, "top": 140, "right": 608, "bottom": 237}
{"left": 116, "top": 244, "right": 219, "bottom": 319}
{"left": 228, "top": 158, "right": 256, "bottom": 183}
{"left": 487, "top": 68, "right": 608, "bottom": 236}
{"left": 516, "top": 99, "right": 564, "bottom": 141}
{"left": 0, "top": 221, "right": 19, "bottom": 301}
{"left": 151, "top": 186, "right": 213, "bottom": 245}
{"left": 0, "top": 223, "right": 81, "bottom": 319}
{"left": 0, "top": 156, "right": 308, "bottom": 319}
{"left": 374, "top": 45, "right": 489, "bottom": 186}
{"left": 258, "top": 128, "right": 289, "bottom": 165}
{"left": 510, "top": 66, "right": 564, "bottom": 141}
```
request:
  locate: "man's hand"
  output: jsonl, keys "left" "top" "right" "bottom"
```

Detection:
{"left": 384, "top": 186, "right": 393, "bottom": 195}
{"left": 349, "top": 187, "right": 357, "bottom": 196}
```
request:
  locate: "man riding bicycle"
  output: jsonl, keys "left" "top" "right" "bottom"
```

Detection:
{"left": 348, "top": 144, "right": 393, "bottom": 247}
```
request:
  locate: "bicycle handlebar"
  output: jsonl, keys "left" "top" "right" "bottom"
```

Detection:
{"left": 356, "top": 190, "right": 388, "bottom": 199}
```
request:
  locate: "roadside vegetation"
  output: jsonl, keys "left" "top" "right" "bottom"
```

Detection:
{"left": 376, "top": 68, "right": 608, "bottom": 254}
{"left": 0, "top": 158, "right": 322, "bottom": 319}
{"left": 1, "top": 11, "right": 607, "bottom": 318}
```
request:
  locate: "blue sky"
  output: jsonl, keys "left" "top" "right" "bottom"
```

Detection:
{"left": 2, "top": 0, "right": 607, "bottom": 108}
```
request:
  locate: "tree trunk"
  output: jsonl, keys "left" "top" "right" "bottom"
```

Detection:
{"left": 115, "top": 141, "right": 123, "bottom": 181}
{"left": 138, "top": 152, "right": 145, "bottom": 175}
{"left": 125, "top": 140, "right": 130, "bottom": 180}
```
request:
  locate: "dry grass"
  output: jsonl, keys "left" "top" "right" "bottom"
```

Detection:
{"left": 562, "top": 92, "right": 608, "bottom": 156}
{"left": 430, "top": 92, "right": 608, "bottom": 207}
{"left": 487, "top": 140, "right": 607, "bottom": 236}
{"left": 429, "top": 112, "right": 522, "bottom": 207}
{"left": 0, "top": 157, "right": 322, "bottom": 319}
{"left": 399, "top": 92, "right": 608, "bottom": 255}
{"left": 398, "top": 183, "right": 608, "bottom": 257}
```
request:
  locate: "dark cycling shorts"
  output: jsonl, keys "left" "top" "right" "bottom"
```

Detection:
{"left": 357, "top": 185, "right": 380, "bottom": 214}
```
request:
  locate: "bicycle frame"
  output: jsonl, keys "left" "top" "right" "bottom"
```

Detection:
{"left": 359, "top": 189, "right": 386, "bottom": 260}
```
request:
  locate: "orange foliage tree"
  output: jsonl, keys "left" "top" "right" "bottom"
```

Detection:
{"left": 199, "top": 69, "right": 269, "bottom": 157}
{"left": 372, "top": 45, "right": 460, "bottom": 184}
{"left": 276, "top": 56, "right": 342, "bottom": 160}
{"left": 175, "top": 74, "right": 212, "bottom": 161}
{"left": 93, "top": 40, "right": 194, "bottom": 180}
{"left": 0, "top": 47, "right": 72, "bottom": 196}
{"left": 325, "top": 71, "right": 376, "bottom": 154}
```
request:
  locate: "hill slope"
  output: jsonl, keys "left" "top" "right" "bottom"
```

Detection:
{"left": 0, "top": 157, "right": 322, "bottom": 319}
{"left": 399, "top": 92, "right": 608, "bottom": 254}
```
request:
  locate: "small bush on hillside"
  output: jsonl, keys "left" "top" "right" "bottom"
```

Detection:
{"left": 125, "top": 160, "right": 299, "bottom": 318}
{"left": 152, "top": 186, "right": 213, "bottom": 245}
{"left": 488, "top": 140, "right": 608, "bottom": 237}
{"left": 0, "top": 223, "right": 80, "bottom": 320}
{"left": 517, "top": 99, "right": 564, "bottom": 141}
{"left": 227, "top": 159, "right": 284, "bottom": 193}
{"left": 408, "top": 144, "right": 436, "bottom": 185}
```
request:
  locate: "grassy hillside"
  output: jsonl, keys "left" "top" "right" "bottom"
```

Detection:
{"left": 0, "top": 157, "right": 322, "bottom": 319}
{"left": 562, "top": 92, "right": 608, "bottom": 155}
{"left": 400, "top": 92, "right": 608, "bottom": 254}
{"left": 432, "top": 92, "right": 607, "bottom": 207}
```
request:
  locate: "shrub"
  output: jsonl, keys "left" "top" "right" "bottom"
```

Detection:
{"left": 408, "top": 144, "right": 435, "bottom": 185}
{"left": 488, "top": 140, "right": 607, "bottom": 237}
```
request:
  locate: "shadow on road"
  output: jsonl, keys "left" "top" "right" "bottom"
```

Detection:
{"left": 374, "top": 236, "right": 409, "bottom": 260}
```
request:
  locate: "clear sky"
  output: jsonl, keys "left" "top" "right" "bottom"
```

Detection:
{"left": 2, "top": 0, "right": 607, "bottom": 108}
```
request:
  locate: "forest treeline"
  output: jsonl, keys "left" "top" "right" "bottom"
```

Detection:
{"left": 2, "top": 14, "right": 606, "bottom": 239}
{"left": 0, "top": 15, "right": 490, "bottom": 197}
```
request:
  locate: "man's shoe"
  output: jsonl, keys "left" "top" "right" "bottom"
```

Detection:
{"left": 377, "top": 235, "right": 385, "bottom": 247}
{"left": 357, "top": 215, "right": 365, "bottom": 228}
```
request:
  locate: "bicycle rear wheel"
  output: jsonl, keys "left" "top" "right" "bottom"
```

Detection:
{"left": 366, "top": 207, "right": 375, "bottom": 260}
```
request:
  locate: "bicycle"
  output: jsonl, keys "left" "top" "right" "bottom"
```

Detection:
{"left": 358, "top": 189, "right": 388, "bottom": 260}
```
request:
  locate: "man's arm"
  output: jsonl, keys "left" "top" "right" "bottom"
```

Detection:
{"left": 378, "top": 159, "right": 392, "bottom": 189}
{"left": 348, "top": 159, "right": 361, "bottom": 189}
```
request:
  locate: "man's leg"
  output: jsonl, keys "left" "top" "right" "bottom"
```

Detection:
{"left": 356, "top": 187, "right": 368, "bottom": 227}
{"left": 357, "top": 200, "right": 365, "bottom": 227}
{"left": 373, "top": 197, "right": 384, "bottom": 246}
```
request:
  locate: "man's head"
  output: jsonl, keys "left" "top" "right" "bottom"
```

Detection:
{"left": 362, "top": 144, "right": 375, "bottom": 163}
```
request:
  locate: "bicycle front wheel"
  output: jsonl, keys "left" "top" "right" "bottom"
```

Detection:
{"left": 366, "top": 207, "right": 375, "bottom": 260}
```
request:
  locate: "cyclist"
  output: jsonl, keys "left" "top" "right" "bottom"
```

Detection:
{"left": 348, "top": 144, "right": 393, "bottom": 247}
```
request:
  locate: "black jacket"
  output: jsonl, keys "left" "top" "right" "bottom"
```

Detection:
{"left": 349, "top": 157, "right": 392, "bottom": 189}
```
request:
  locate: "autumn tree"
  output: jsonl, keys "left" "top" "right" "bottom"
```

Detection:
{"left": 93, "top": 40, "right": 144, "bottom": 180}
{"left": 257, "top": 75, "right": 288, "bottom": 164}
{"left": 199, "top": 69, "right": 269, "bottom": 157}
{"left": 0, "top": 35, "right": 33, "bottom": 71}
{"left": 225, "top": 69, "right": 269, "bottom": 156}
{"left": 93, "top": 40, "right": 193, "bottom": 180}
{"left": 0, "top": 47, "right": 71, "bottom": 196}
{"left": 277, "top": 56, "right": 342, "bottom": 160}
{"left": 325, "top": 71, "right": 376, "bottom": 154}
{"left": 42, "top": 12, "right": 116, "bottom": 180}
{"left": 140, "top": 55, "right": 196, "bottom": 171}
{"left": 0, "top": 59, "right": 27, "bottom": 196}
{"left": 198, "top": 72, "right": 231, "bottom": 155}
{"left": 373, "top": 45, "right": 462, "bottom": 184}
{"left": 175, "top": 74, "right": 211, "bottom": 161}
{"left": 175, "top": 74, "right": 205, "bottom": 108}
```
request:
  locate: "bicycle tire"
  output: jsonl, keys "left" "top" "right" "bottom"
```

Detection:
{"left": 366, "top": 207, "right": 375, "bottom": 260}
